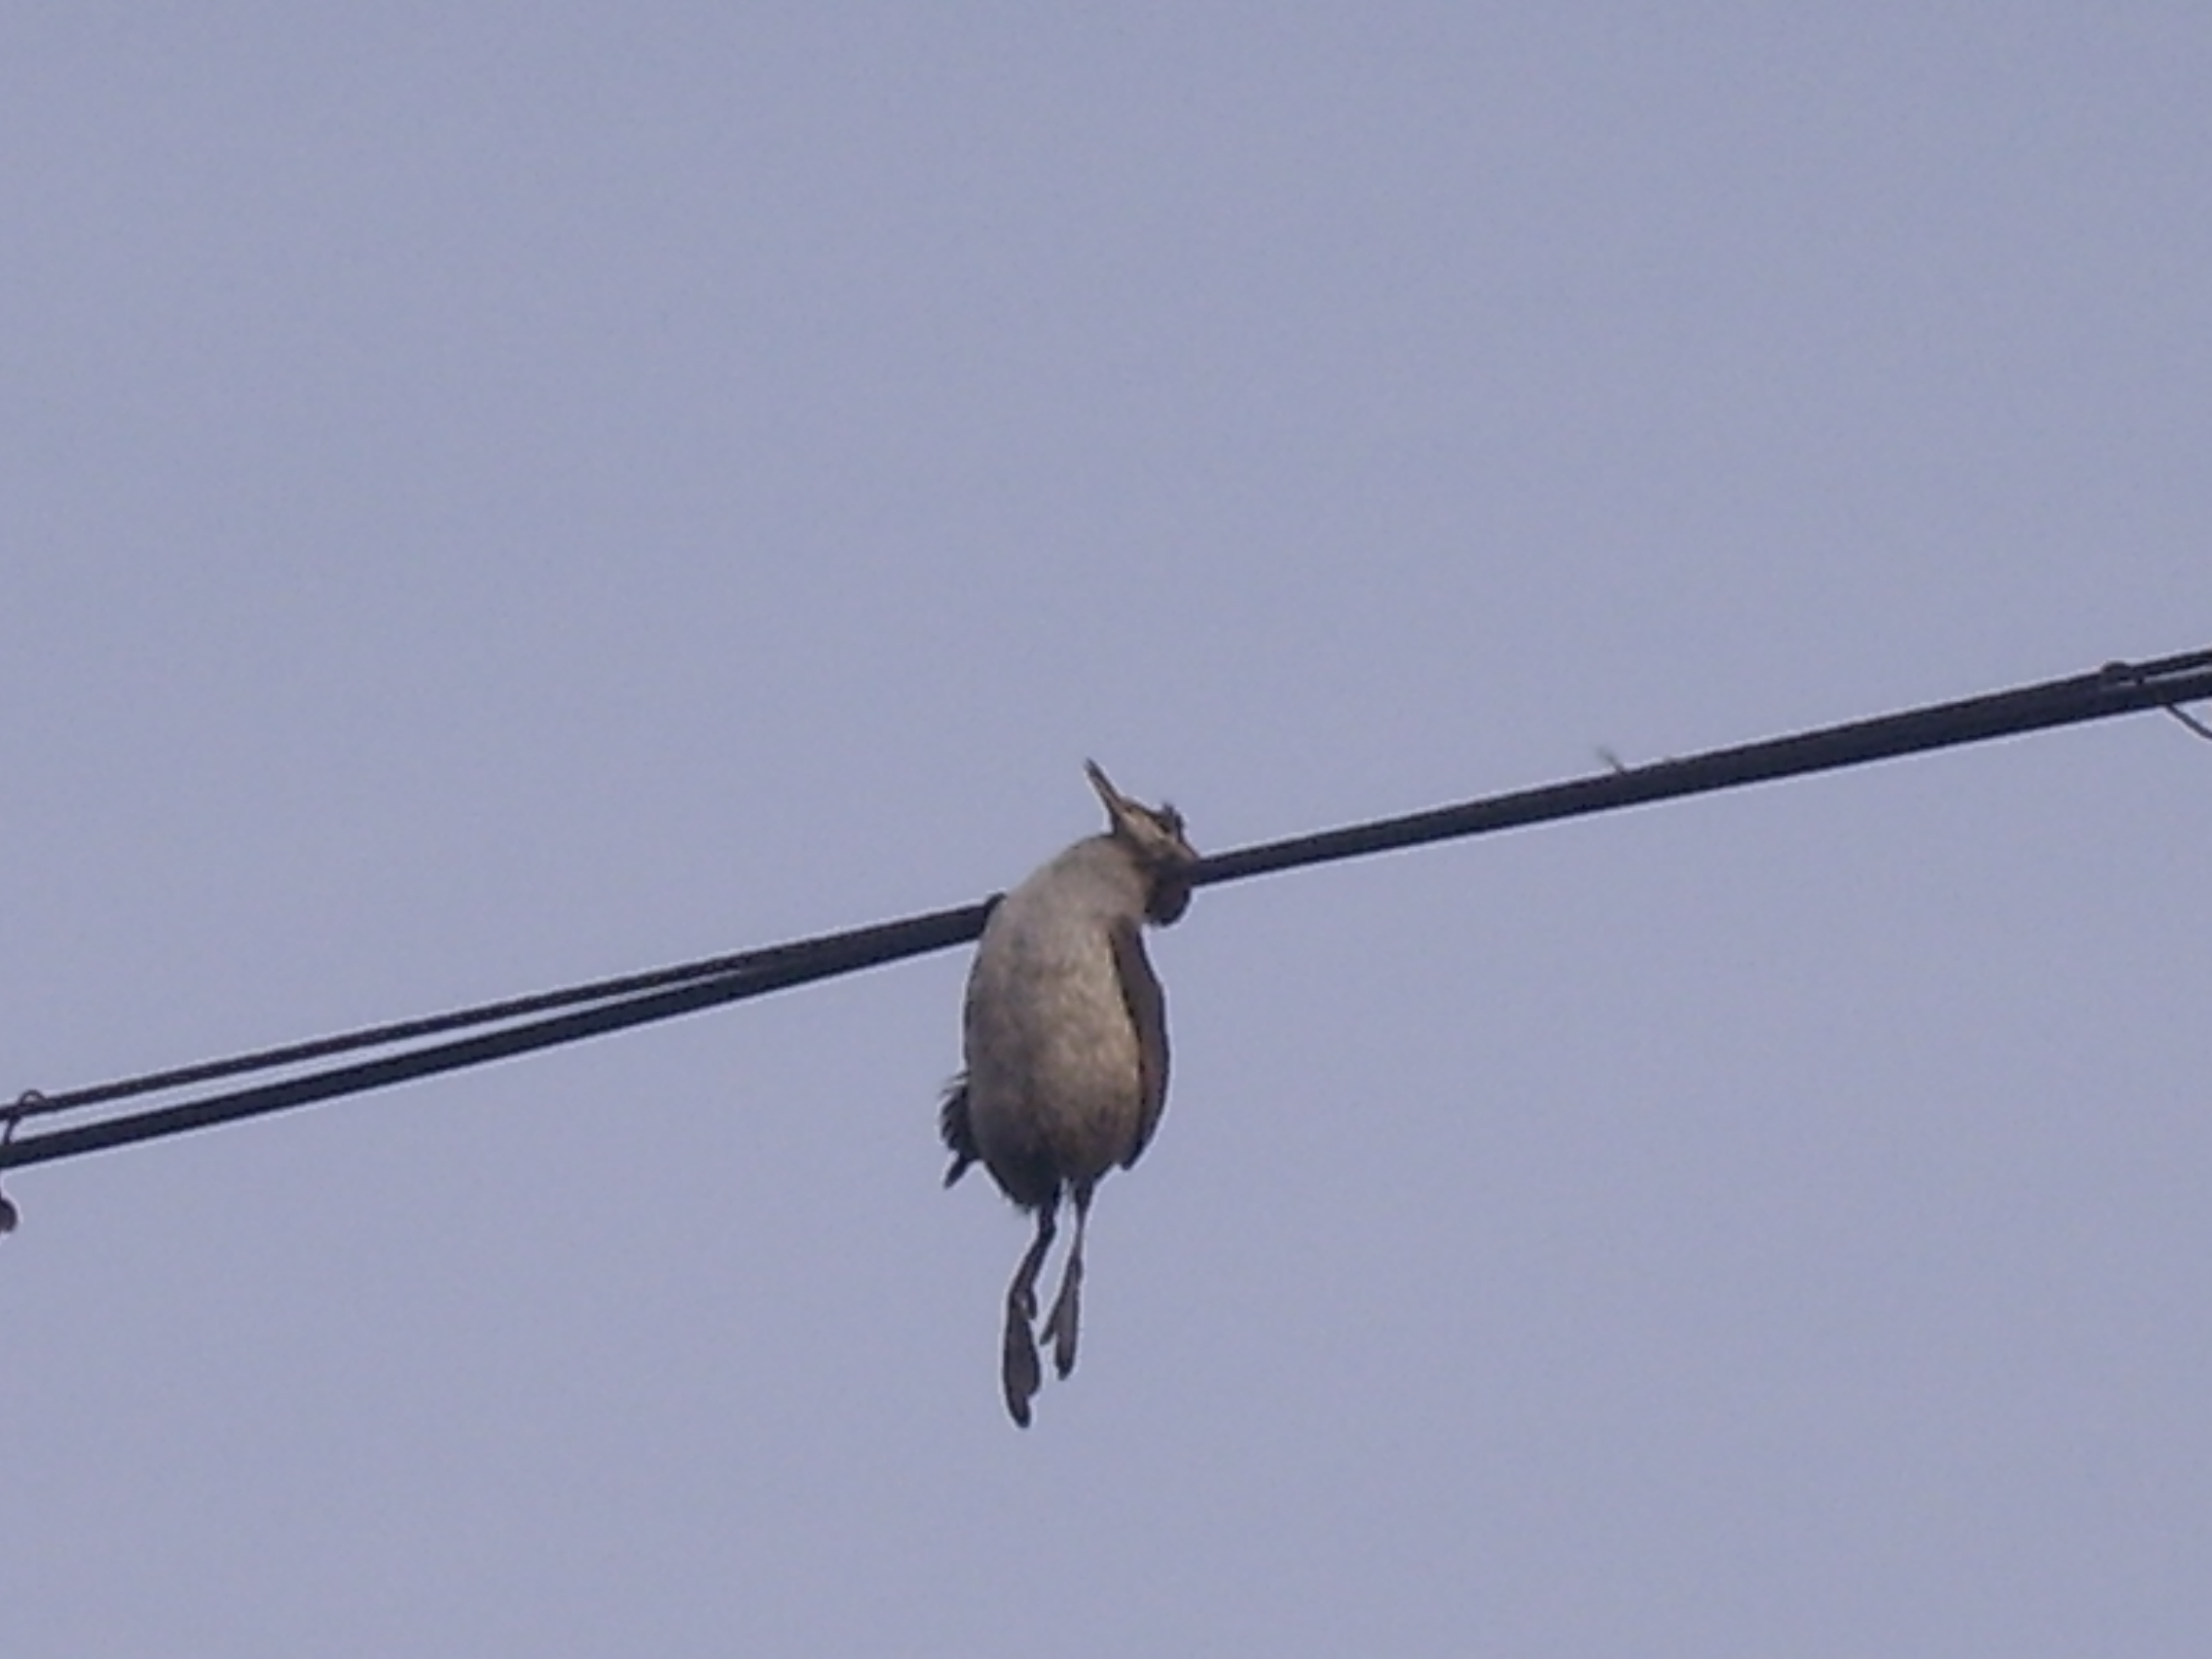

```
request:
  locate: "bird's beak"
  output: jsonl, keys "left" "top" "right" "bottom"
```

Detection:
{"left": 1087, "top": 758, "right": 1197, "bottom": 920}
{"left": 1087, "top": 757, "right": 1195, "bottom": 856}
{"left": 1083, "top": 758, "right": 1131, "bottom": 820}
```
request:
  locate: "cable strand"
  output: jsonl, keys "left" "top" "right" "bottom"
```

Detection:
{"left": 6, "top": 646, "right": 2209, "bottom": 1176}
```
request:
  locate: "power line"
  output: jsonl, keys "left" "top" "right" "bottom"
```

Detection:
{"left": 1192, "top": 647, "right": 2212, "bottom": 886}
{"left": 11, "top": 915, "right": 969, "bottom": 1121}
{"left": 4, "top": 902, "right": 993, "bottom": 1171}
{"left": 5, "top": 646, "right": 2208, "bottom": 1180}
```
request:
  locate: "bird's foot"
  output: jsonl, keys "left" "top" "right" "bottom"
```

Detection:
{"left": 1044, "top": 1260, "right": 1083, "bottom": 1381}
{"left": 1001, "top": 1303, "right": 1042, "bottom": 1427}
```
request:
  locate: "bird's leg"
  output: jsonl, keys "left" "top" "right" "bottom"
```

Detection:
{"left": 1044, "top": 1186, "right": 1091, "bottom": 1382}
{"left": 1001, "top": 1198, "right": 1057, "bottom": 1427}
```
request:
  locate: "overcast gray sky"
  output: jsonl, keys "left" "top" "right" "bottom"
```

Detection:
{"left": 5, "top": 6, "right": 2209, "bottom": 1654}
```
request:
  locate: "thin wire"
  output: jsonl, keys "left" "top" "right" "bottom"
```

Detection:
{"left": 5, "top": 646, "right": 2209, "bottom": 1176}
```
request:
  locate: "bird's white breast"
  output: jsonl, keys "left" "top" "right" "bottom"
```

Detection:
{"left": 962, "top": 839, "right": 1152, "bottom": 1183}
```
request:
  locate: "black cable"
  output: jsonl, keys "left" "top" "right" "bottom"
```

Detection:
{"left": 1191, "top": 647, "right": 2212, "bottom": 887}
{"left": 3, "top": 902, "right": 994, "bottom": 1170}
{"left": 5, "top": 647, "right": 2208, "bottom": 1176}
{"left": 11, "top": 918, "right": 955, "bottom": 1121}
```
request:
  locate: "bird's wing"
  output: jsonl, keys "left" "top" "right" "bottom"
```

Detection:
{"left": 1109, "top": 917, "right": 1170, "bottom": 1168}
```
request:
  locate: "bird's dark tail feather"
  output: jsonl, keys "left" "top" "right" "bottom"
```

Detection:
{"left": 939, "top": 1078, "right": 978, "bottom": 1187}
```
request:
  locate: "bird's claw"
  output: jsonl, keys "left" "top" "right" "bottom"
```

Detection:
{"left": 1045, "top": 1257, "right": 1083, "bottom": 1380}
{"left": 1045, "top": 1293, "right": 1079, "bottom": 1380}
{"left": 1001, "top": 1309, "right": 1042, "bottom": 1427}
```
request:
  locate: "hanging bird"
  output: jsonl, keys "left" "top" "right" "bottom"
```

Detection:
{"left": 940, "top": 760, "right": 1198, "bottom": 1426}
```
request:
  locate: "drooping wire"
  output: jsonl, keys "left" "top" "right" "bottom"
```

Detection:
{"left": 3, "top": 645, "right": 2208, "bottom": 1178}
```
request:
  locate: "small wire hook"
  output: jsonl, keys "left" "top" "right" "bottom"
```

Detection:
{"left": 2162, "top": 702, "right": 2212, "bottom": 744}
{"left": 2103, "top": 658, "right": 2212, "bottom": 745}
{"left": 0, "top": 1089, "right": 38, "bottom": 1234}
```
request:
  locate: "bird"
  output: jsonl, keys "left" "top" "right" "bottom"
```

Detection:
{"left": 940, "top": 760, "right": 1198, "bottom": 1426}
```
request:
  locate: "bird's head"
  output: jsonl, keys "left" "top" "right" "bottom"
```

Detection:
{"left": 1085, "top": 759, "right": 1198, "bottom": 924}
